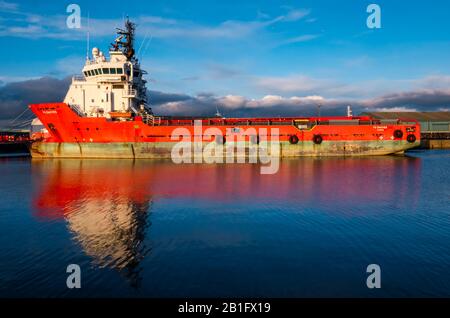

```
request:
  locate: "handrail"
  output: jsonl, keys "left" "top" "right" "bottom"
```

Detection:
{"left": 124, "top": 89, "right": 137, "bottom": 96}
{"left": 69, "top": 104, "right": 85, "bottom": 117}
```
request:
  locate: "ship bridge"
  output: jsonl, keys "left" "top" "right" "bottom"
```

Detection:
{"left": 64, "top": 19, "right": 151, "bottom": 120}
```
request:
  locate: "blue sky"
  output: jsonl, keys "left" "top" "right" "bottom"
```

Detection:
{"left": 1, "top": 0, "right": 450, "bottom": 117}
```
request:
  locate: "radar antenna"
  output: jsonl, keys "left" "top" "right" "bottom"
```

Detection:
{"left": 111, "top": 17, "right": 136, "bottom": 60}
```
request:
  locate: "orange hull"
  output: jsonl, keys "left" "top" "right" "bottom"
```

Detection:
{"left": 30, "top": 103, "right": 419, "bottom": 143}
{"left": 29, "top": 103, "right": 420, "bottom": 157}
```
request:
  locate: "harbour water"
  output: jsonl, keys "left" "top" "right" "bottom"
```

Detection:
{"left": 0, "top": 150, "right": 449, "bottom": 297}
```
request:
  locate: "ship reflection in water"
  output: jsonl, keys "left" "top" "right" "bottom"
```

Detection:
{"left": 3, "top": 152, "right": 446, "bottom": 297}
{"left": 33, "top": 161, "right": 154, "bottom": 288}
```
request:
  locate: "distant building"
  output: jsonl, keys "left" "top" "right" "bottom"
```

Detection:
{"left": 362, "top": 111, "right": 450, "bottom": 149}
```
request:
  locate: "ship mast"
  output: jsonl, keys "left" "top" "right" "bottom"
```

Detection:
{"left": 86, "top": 12, "right": 90, "bottom": 60}
{"left": 111, "top": 18, "right": 136, "bottom": 61}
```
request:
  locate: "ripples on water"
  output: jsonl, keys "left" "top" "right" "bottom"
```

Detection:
{"left": 0, "top": 150, "right": 449, "bottom": 297}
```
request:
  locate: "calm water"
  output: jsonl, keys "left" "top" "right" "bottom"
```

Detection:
{"left": 0, "top": 150, "right": 449, "bottom": 298}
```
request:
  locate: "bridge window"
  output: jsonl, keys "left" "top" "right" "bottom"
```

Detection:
{"left": 83, "top": 71, "right": 88, "bottom": 77}
{"left": 102, "top": 68, "right": 110, "bottom": 74}
{"left": 110, "top": 68, "right": 117, "bottom": 74}
{"left": 116, "top": 68, "right": 123, "bottom": 74}
{"left": 94, "top": 69, "right": 99, "bottom": 75}
{"left": 88, "top": 70, "right": 93, "bottom": 76}
{"left": 97, "top": 68, "right": 103, "bottom": 74}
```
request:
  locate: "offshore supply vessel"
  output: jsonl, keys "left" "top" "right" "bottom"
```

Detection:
{"left": 29, "top": 19, "right": 420, "bottom": 159}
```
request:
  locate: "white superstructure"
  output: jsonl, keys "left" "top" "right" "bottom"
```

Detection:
{"left": 64, "top": 19, "right": 151, "bottom": 119}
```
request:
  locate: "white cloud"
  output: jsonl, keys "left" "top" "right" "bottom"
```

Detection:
{"left": 282, "top": 9, "right": 311, "bottom": 22}
{"left": 0, "top": 4, "right": 316, "bottom": 50}
{"left": 178, "top": 93, "right": 329, "bottom": 110}
{"left": 0, "top": 6, "right": 311, "bottom": 42}
{"left": 373, "top": 107, "right": 418, "bottom": 112}
{"left": 0, "top": 75, "right": 40, "bottom": 84}
{"left": 278, "top": 34, "right": 320, "bottom": 46}
{"left": 138, "top": 16, "right": 178, "bottom": 25}
{"left": 0, "top": 1, "right": 18, "bottom": 12}
{"left": 158, "top": 101, "right": 186, "bottom": 113}
{"left": 152, "top": 88, "right": 450, "bottom": 117}
{"left": 247, "top": 95, "right": 285, "bottom": 107}
{"left": 256, "top": 10, "right": 270, "bottom": 20}
{"left": 412, "top": 75, "right": 450, "bottom": 90}
{"left": 252, "top": 74, "right": 450, "bottom": 100}
{"left": 219, "top": 95, "right": 247, "bottom": 108}
{"left": 245, "top": 95, "right": 327, "bottom": 108}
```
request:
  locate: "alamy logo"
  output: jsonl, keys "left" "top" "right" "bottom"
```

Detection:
{"left": 170, "top": 121, "right": 280, "bottom": 175}
{"left": 366, "top": 4, "right": 382, "bottom": 29}
{"left": 66, "top": 264, "right": 81, "bottom": 289}
{"left": 366, "top": 264, "right": 381, "bottom": 289}
{"left": 66, "top": 4, "right": 81, "bottom": 29}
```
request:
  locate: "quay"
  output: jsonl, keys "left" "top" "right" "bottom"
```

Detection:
{"left": 0, "top": 130, "right": 30, "bottom": 157}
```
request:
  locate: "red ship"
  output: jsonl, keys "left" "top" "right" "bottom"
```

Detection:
{"left": 29, "top": 19, "right": 420, "bottom": 159}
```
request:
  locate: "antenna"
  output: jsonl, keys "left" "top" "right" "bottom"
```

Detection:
{"left": 137, "top": 32, "right": 149, "bottom": 59}
{"left": 86, "top": 12, "right": 90, "bottom": 60}
{"left": 215, "top": 106, "right": 223, "bottom": 118}
{"left": 141, "top": 34, "right": 153, "bottom": 61}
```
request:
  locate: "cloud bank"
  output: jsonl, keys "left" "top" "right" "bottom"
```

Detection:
{"left": 2, "top": 77, "right": 448, "bottom": 128}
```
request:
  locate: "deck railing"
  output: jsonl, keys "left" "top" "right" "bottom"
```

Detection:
{"left": 124, "top": 89, "right": 137, "bottom": 97}
{"left": 69, "top": 104, "right": 86, "bottom": 117}
{"left": 145, "top": 116, "right": 419, "bottom": 127}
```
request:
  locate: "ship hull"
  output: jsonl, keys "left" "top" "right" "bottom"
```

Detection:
{"left": 29, "top": 103, "right": 421, "bottom": 159}
{"left": 30, "top": 140, "right": 419, "bottom": 159}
